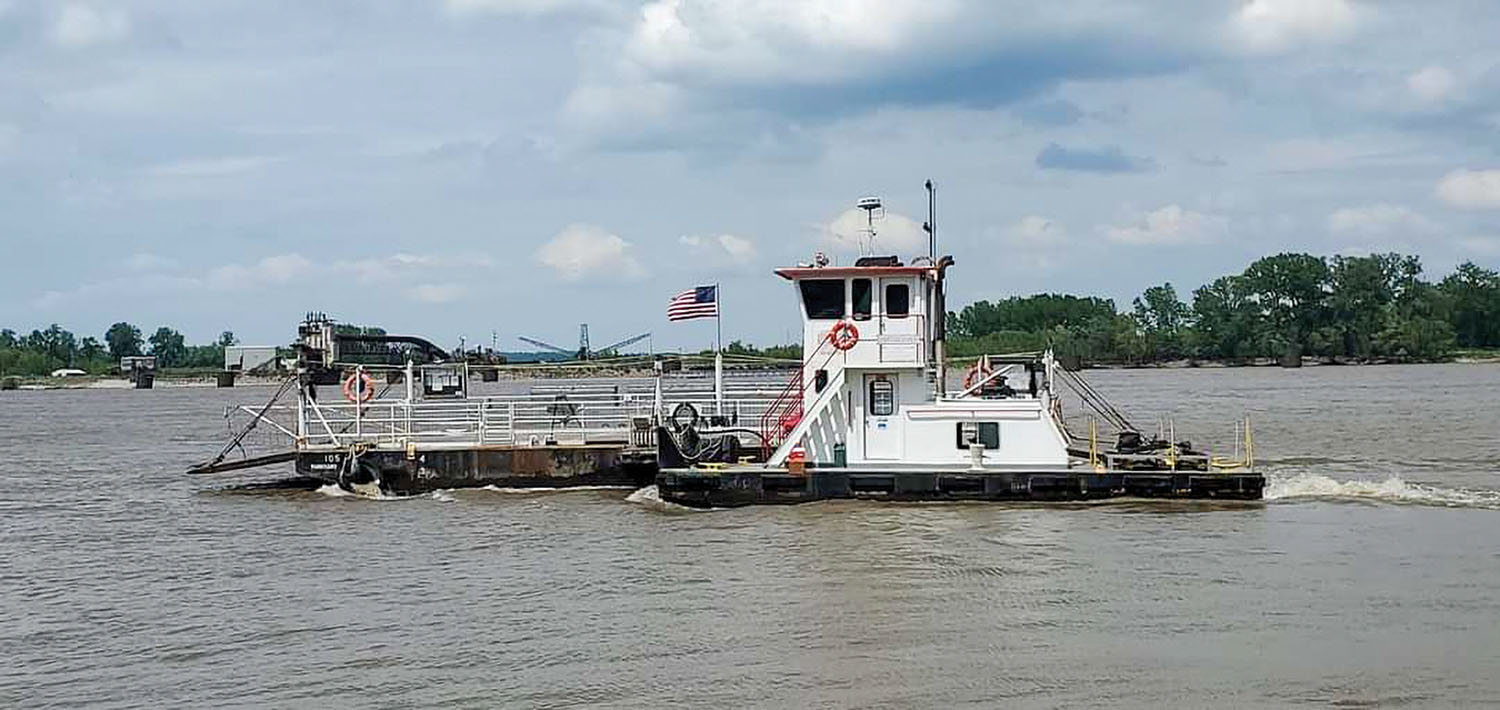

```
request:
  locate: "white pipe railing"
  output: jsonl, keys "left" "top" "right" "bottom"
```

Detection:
{"left": 234, "top": 379, "right": 784, "bottom": 450}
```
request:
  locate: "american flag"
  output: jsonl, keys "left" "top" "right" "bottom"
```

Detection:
{"left": 667, "top": 285, "right": 719, "bottom": 322}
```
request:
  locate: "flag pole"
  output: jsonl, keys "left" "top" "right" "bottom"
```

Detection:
{"left": 714, "top": 282, "right": 724, "bottom": 420}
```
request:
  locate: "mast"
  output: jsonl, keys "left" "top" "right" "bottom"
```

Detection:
{"left": 925, "top": 180, "right": 949, "bottom": 399}
{"left": 714, "top": 282, "right": 724, "bottom": 418}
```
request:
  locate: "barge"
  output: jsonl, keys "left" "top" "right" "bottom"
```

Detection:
{"left": 653, "top": 188, "right": 1263, "bottom": 508}
{"left": 190, "top": 315, "right": 787, "bottom": 496}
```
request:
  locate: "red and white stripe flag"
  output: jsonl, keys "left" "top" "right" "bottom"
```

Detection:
{"left": 667, "top": 285, "right": 719, "bottom": 322}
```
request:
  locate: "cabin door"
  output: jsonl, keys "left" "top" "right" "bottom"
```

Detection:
{"left": 863, "top": 374, "right": 901, "bottom": 460}
{"left": 877, "top": 279, "right": 920, "bottom": 362}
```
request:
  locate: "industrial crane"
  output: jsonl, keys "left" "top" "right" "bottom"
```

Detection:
{"left": 518, "top": 324, "right": 651, "bottom": 361}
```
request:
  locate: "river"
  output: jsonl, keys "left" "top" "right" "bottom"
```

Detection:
{"left": 3, "top": 364, "right": 1498, "bottom": 708}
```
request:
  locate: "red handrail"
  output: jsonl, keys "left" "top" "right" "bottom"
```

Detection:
{"left": 759, "top": 326, "right": 845, "bottom": 459}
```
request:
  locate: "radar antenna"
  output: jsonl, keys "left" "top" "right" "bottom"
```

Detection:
{"left": 856, "top": 196, "right": 884, "bottom": 256}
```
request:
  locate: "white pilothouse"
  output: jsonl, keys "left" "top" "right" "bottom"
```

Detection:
{"left": 762, "top": 259, "right": 1071, "bottom": 472}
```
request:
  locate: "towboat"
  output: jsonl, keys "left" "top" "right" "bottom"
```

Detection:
{"left": 653, "top": 210, "right": 1264, "bottom": 508}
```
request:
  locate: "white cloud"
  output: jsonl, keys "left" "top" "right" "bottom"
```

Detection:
{"left": 444, "top": 0, "right": 612, "bottom": 16}
{"left": 1407, "top": 66, "right": 1458, "bottom": 104}
{"left": 1102, "top": 205, "right": 1226, "bottom": 246}
{"left": 50, "top": 4, "right": 130, "bottom": 49}
{"left": 404, "top": 284, "right": 467, "bottom": 304}
{"left": 1456, "top": 237, "right": 1500, "bottom": 256}
{"left": 1436, "top": 169, "right": 1500, "bottom": 210}
{"left": 535, "top": 224, "right": 646, "bottom": 281}
{"left": 564, "top": 0, "right": 1188, "bottom": 141}
{"left": 624, "top": 0, "right": 959, "bottom": 84}
{"left": 124, "top": 253, "right": 179, "bottom": 272}
{"left": 1327, "top": 203, "right": 1435, "bottom": 236}
{"left": 679, "top": 234, "right": 758, "bottom": 265}
{"left": 821, "top": 208, "right": 927, "bottom": 256}
{"left": 0, "top": 123, "right": 18, "bottom": 158}
{"left": 142, "top": 156, "right": 284, "bottom": 178}
{"left": 332, "top": 253, "right": 472, "bottom": 283}
{"left": 1232, "top": 0, "right": 1358, "bottom": 53}
{"left": 33, "top": 251, "right": 489, "bottom": 309}
{"left": 1005, "top": 216, "right": 1068, "bottom": 247}
{"left": 205, "top": 254, "right": 314, "bottom": 290}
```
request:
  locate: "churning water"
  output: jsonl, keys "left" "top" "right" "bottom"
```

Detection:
{"left": 3, "top": 364, "right": 1499, "bottom": 708}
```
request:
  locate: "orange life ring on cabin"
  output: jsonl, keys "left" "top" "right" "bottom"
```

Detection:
{"left": 828, "top": 320, "right": 860, "bottom": 351}
{"left": 342, "top": 372, "right": 376, "bottom": 404}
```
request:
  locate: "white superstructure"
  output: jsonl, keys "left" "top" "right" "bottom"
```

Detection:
{"left": 761, "top": 259, "right": 1072, "bottom": 471}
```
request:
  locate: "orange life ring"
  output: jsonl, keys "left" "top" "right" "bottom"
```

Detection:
{"left": 342, "top": 372, "right": 375, "bottom": 404}
{"left": 827, "top": 320, "right": 860, "bottom": 351}
{"left": 963, "top": 362, "right": 991, "bottom": 390}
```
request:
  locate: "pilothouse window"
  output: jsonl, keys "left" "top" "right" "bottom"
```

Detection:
{"left": 800, "top": 279, "right": 846, "bottom": 320}
{"left": 885, "top": 283, "right": 910, "bottom": 317}
{"left": 852, "top": 279, "right": 873, "bottom": 320}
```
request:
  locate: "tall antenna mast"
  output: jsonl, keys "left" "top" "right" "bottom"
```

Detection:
{"left": 923, "top": 180, "right": 936, "bottom": 262}
{"left": 856, "top": 196, "right": 884, "bottom": 256}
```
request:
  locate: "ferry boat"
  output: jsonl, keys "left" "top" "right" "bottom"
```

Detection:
{"left": 654, "top": 197, "right": 1264, "bottom": 508}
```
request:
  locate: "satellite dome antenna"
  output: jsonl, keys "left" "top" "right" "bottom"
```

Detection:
{"left": 856, "top": 195, "right": 884, "bottom": 256}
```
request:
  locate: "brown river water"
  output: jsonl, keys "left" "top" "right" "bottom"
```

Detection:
{"left": 3, "top": 364, "right": 1499, "bottom": 708}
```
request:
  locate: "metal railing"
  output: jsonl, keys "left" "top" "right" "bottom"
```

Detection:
{"left": 229, "top": 373, "right": 787, "bottom": 452}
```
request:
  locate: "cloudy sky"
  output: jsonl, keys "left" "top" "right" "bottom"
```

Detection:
{"left": 4, "top": 0, "right": 1500, "bottom": 349}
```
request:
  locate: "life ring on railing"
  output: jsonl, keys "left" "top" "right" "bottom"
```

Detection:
{"left": 962, "top": 361, "right": 991, "bottom": 390}
{"left": 827, "top": 320, "right": 860, "bottom": 351}
{"left": 671, "top": 402, "right": 700, "bottom": 431}
{"left": 342, "top": 372, "right": 376, "bottom": 404}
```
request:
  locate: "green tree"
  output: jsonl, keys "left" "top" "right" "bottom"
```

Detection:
{"left": 952, "top": 294, "right": 1117, "bottom": 337}
{"left": 1439, "top": 262, "right": 1500, "bottom": 347}
{"left": 1240, "top": 253, "right": 1331, "bottom": 355}
{"left": 148, "top": 327, "right": 188, "bottom": 368}
{"left": 1132, "top": 283, "right": 1190, "bottom": 358}
{"left": 27, "top": 324, "right": 77, "bottom": 365}
{"left": 218, "top": 331, "right": 239, "bottom": 347}
{"left": 79, "top": 337, "right": 104, "bottom": 359}
{"left": 15, "top": 350, "right": 59, "bottom": 376}
{"left": 105, "top": 322, "right": 144, "bottom": 360}
{"left": 1327, "top": 254, "right": 1412, "bottom": 357}
{"left": 1191, "top": 276, "right": 1257, "bottom": 359}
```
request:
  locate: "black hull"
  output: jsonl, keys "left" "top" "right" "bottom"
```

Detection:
{"left": 297, "top": 446, "right": 656, "bottom": 496}
{"left": 656, "top": 469, "right": 1265, "bottom": 508}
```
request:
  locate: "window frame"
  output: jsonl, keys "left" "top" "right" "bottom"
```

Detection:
{"left": 884, "top": 282, "right": 910, "bottom": 318}
{"left": 799, "top": 279, "right": 847, "bottom": 320}
{"left": 851, "top": 278, "right": 874, "bottom": 321}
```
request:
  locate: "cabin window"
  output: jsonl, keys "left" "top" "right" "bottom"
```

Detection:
{"left": 885, "top": 283, "right": 910, "bottom": 317}
{"left": 800, "top": 279, "right": 846, "bottom": 320}
{"left": 814, "top": 369, "right": 829, "bottom": 394}
{"left": 852, "top": 279, "right": 873, "bottom": 320}
{"left": 955, "top": 422, "right": 1000, "bottom": 449}
{"left": 869, "top": 378, "right": 896, "bottom": 416}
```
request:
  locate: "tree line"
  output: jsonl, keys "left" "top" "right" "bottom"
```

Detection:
{"left": 0, "top": 323, "right": 240, "bottom": 377}
{"left": 948, "top": 253, "right": 1500, "bottom": 363}
{"left": 7, "top": 253, "right": 1498, "bottom": 377}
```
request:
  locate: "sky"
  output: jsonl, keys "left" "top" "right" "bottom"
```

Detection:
{"left": 3, "top": 0, "right": 1500, "bottom": 351}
